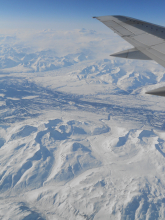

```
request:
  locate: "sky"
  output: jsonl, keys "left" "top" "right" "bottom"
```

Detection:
{"left": 0, "top": 0, "right": 165, "bottom": 30}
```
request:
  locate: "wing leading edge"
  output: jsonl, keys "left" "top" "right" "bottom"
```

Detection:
{"left": 93, "top": 15, "right": 165, "bottom": 96}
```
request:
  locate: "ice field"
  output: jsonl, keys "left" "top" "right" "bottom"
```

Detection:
{"left": 0, "top": 29, "right": 165, "bottom": 219}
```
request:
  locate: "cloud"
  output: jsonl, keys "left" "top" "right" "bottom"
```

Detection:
{"left": 0, "top": 28, "right": 128, "bottom": 56}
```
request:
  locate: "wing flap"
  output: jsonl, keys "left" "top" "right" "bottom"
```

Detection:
{"left": 121, "top": 36, "right": 165, "bottom": 68}
{"left": 132, "top": 34, "right": 164, "bottom": 46}
{"left": 152, "top": 43, "right": 165, "bottom": 54}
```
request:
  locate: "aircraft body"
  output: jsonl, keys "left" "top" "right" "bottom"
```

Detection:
{"left": 93, "top": 16, "right": 165, "bottom": 96}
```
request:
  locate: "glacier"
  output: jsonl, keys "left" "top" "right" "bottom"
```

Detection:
{"left": 0, "top": 28, "right": 165, "bottom": 219}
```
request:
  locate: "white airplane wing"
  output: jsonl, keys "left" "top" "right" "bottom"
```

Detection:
{"left": 93, "top": 15, "right": 165, "bottom": 96}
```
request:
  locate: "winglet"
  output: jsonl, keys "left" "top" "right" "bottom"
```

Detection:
{"left": 93, "top": 17, "right": 97, "bottom": 19}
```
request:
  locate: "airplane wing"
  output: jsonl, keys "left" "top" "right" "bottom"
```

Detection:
{"left": 93, "top": 15, "right": 165, "bottom": 96}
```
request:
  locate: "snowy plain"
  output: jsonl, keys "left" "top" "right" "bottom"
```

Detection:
{"left": 1, "top": 28, "right": 165, "bottom": 219}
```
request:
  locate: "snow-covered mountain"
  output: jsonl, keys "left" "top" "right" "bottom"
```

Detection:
{"left": 1, "top": 29, "right": 165, "bottom": 219}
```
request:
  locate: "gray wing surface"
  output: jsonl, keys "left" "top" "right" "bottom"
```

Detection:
{"left": 94, "top": 15, "right": 165, "bottom": 96}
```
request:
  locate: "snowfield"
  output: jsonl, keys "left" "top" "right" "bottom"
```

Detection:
{"left": 0, "top": 28, "right": 165, "bottom": 219}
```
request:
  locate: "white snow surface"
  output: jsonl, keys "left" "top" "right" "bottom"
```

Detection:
{"left": 0, "top": 28, "right": 165, "bottom": 219}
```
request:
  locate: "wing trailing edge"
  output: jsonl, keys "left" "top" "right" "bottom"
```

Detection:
{"left": 111, "top": 48, "right": 152, "bottom": 60}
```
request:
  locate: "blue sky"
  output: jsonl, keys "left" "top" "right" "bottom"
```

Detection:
{"left": 0, "top": 0, "right": 165, "bottom": 30}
